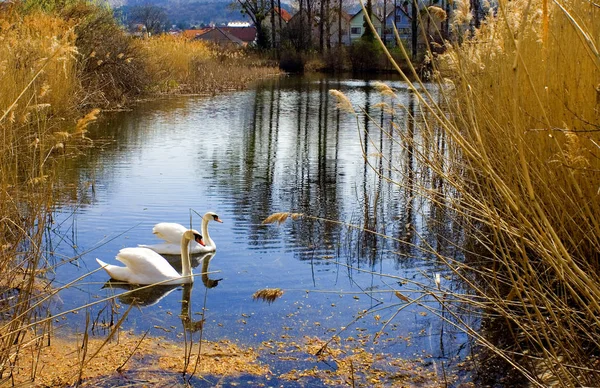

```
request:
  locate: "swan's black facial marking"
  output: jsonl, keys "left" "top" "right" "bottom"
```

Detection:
{"left": 213, "top": 214, "right": 223, "bottom": 223}
{"left": 194, "top": 233, "right": 205, "bottom": 246}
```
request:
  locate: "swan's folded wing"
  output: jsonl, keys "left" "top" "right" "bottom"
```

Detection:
{"left": 152, "top": 223, "right": 187, "bottom": 244}
{"left": 138, "top": 243, "right": 182, "bottom": 255}
{"left": 138, "top": 242, "right": 208, "bottom": 255}
{"left": 116, "top": 247, "right": 180, "bottom": 279}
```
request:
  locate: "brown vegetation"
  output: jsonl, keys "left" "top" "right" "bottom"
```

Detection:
{"left": 143, "top": 35, "right": 280, "bottom": 95}
{"left": 0, "top": 0, "right": 279, "bottom": 385}
{"left": 9, "top": 331, "right": 268, "bottom": 386}
{"left": 338, "top": 0, "right": 600, "bottom": 385}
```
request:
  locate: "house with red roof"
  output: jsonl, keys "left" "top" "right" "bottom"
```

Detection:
{"left": 264, "top": 7, "right": 292, "bottom": 47}
{"left": 194, "top": 27, "right": 245, "bottom": 47}
{"left": 219, "top": 26, "right": 257, "bottom": 46}
{"left": 181, "top": 28, "right": 211, "bottom": 40}
{"left": 181, "top": 27, "right": 256, "bottom": 47}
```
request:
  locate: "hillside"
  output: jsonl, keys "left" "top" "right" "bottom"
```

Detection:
{"left": 113, "top": 0, "right": 294, "bottom": 27}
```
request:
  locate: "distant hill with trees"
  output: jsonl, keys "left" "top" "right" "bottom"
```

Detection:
{"left": 114, "top": 0, "right": 294, "bottom": 28}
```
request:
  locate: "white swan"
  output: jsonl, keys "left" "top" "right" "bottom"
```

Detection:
{"left": 138, "top": 212, "right": 223, "bottom": 255}
{"left": 96, "top": 229, "right": 204, "bottom": 285}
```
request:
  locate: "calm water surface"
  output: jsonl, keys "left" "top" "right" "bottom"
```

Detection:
{"left": 49, "top": 74, "right": 470, "bottom": 384}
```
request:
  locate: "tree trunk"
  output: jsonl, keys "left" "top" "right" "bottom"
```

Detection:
{"left": 307, "top": 0, "right": 313, "bottom": 49}
{"left": 326, "top": 0, "right": 331, "bottom": 51}
{"left": 382, "top": 0, "right": 387, "bottom": 46}
{"left": 362, "top": 0, "right": 374, "bottom": 41}
{"left": 256, "top": 18, "right": 266, "bottom": 48}
{"left": 411, "top": 0, "right": 417, "bottom": 60}
{"left": 319, "top": 0, "right": 325, "bottom": 52}
{"left": 278, "top": 0, "right": 282, "bottom": 41}
{"left": 338, "top": 0, "right": 342, "bottom": 46}
{"left": 300, "top": 0, "right": 305, "bottom": 50}
{"left": 443, "top": 0, "right": 449, "bottom": 39}
{"left": 393, "top": 0, "right": 397, "bottom": 46}
{"left": 470, "top": 0, "right": 481, "bottom": 28}
{"left": 271, "top": 0, "right": 276, "bottom": 49}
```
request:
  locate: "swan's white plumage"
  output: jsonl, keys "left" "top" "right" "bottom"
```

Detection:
{"left": 97, "top": 229, "right": 202, "bottom": 285}
{"left": 139, "top": 212, "right": 222, "bottom": 255}
{"left": 152, "top": 223, "right": 188, "bottom": 246}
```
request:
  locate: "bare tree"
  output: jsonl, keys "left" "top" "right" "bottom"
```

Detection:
{"left": 319, "top": 0, "right": 325, "bottom": 52}
{"left": 306, "top": 0, "right": 315, "bottom": 49}
{"left": 381, "top": 0, "right": 387, "bottom": 46}
{"left": 271, "top": 0, "right": 276, "bottom": 49}
{"left": 277, "top": 0, "right": 282, "bottom": 43}
{"left": 338, "top": 0, "right": 343, "bottom": 45}
{"left": 130, "top": 4, "right": 168, "bottom": 36}
{"left": 300, "top": 0, "right": 305, "bottom": 48}
{"left": 325, "top": 0, "right": 331, "bottom": 51}
{"left": 234, "top": 0, "right": 270, "bottom": 48}
{"left": 362, "top": 0, "right": 375, "bottom": 41}
{"left": 411, "top": 0, "right": 417, "bottom": 59}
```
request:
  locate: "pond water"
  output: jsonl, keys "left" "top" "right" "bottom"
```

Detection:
{"left": 48, "top": 74, "right": 471, "bottom": 385}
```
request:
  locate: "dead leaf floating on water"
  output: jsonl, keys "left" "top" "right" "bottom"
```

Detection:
{"left": 252, "top": 288, "right": 284, "bottom": 304}
{"left": 395, "top": 291, "right": 409, "bottom": 302}
{"left": 262, "top": 212, "right": 304, "bottom": 225}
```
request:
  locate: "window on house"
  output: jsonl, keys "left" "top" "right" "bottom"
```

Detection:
{"left": 351, "top": 27, "right": 361, "bottom": 34}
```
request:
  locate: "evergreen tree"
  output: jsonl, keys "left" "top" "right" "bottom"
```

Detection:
{"left": 362, "top": 0, "right": 375, "bottom": 41}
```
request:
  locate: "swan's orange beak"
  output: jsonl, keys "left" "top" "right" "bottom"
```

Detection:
{"left": 195, "top": 235, "right": 205, "bottom": 246}
{"left": 215, "top": 217, "right": 223, "bottom": 223}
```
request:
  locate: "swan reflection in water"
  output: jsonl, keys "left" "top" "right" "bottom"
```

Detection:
{"left": 102, "top": 252, "right": 222, "bottom": 308}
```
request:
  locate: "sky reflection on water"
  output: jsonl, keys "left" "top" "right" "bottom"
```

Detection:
{"left": 48, "top": 74, "right": 471, "bottom": 383}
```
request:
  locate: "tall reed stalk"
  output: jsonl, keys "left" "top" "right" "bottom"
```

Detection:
{"left": 345, "top": 0, "right": 600, "bottom": 384}
{"left": 0, "top": 3, "right": 98, "bottom": 382}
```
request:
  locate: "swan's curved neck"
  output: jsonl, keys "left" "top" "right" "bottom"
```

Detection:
{"left": 202, "top": 218, "right": 215, "bottom": 248}
{"left": 181, "top": 235, "right": 193, "bottom": 281}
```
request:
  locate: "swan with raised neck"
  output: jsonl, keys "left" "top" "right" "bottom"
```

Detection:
{"left": 97, "top": 229, "right": 204, "bottom": 285}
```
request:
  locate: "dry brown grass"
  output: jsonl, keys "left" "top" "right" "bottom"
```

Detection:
{"left": 141, "top": 35, "right": 282, "bottom": 94}
{"left": 348, "top": 0, "right": 600, "bottom": 384}
{"left": 8, "top": 330, "right": 268, "bottom": 386}
{"left": 0, "top": 1, "right": 282, "bottom": 384}
{"left": 0, "top": 7, "right": 79, "bottom": 120}
{"left": 252, "top": 288, "right": 284, "bottom": 304}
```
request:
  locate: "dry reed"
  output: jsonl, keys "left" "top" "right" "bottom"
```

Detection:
{"left": 350, "top": 0, "right": 600, "bottom": 384}
{"left": 0, "top": 1, "right": 282, "bottom": 384}
{"left": 141, "top": 34, "right": 281, "bottom": 94}
{"left": 252, "top": 288, "right": 284, "bottom": 304}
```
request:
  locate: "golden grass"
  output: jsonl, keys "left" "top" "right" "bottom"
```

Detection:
{"left": 262, "top": 212, "right": 304, "bottom": 225}
{"left": 252, "top": 288, "right": 284, "bottom": 304}
{"left": 141, "top": 34, "right": 212, "bottom": 93}
{"left": 0, "top": 3, "right": 83, "bottom": 291}
{"left": 0, "top": 1, "right": 283, "bottom": 384}
{"left": 347, "top": 0, "right": 600, "bottom": 384}
{"left": 141, "top": 34, "right": 281, "bottom": 94}
{"left": 0, "top": 8, "right": 79, "bottom": 121}
{"left": 8, "top": 331, "right": 268, "bottom": 386}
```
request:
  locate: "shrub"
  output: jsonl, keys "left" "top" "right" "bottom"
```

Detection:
{"left": 62, "top": 2, "right": 148, "bottom": 108}
{"left": 141, "top": 34, "right": 211, "bottom": 93}
{"left": 349, "top": 37, "right": 383, "bottom": 72}
{"left": 323, "top": 45, "right": 350, "bottom": 72}
{"left": 279, "top": 50, "right": 305, "bottom": 73}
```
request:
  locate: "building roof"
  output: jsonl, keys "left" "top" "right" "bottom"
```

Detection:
{"left": 350, "top": 8, "right": 382, "bottom": 22}
{"left": 219, "top": 26, "right": 257, "bottom": 43}
{"left": 195, "top": 27, "right": 245, "bottom": 46}
{"left": 385, "top": 5, "right": 412, "bottom": 21}
{"left": 273, "top": 7, "right": 292, "bottom": 22}
{"left": 181, "top": 28, "right": 211, "bottom": 39}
